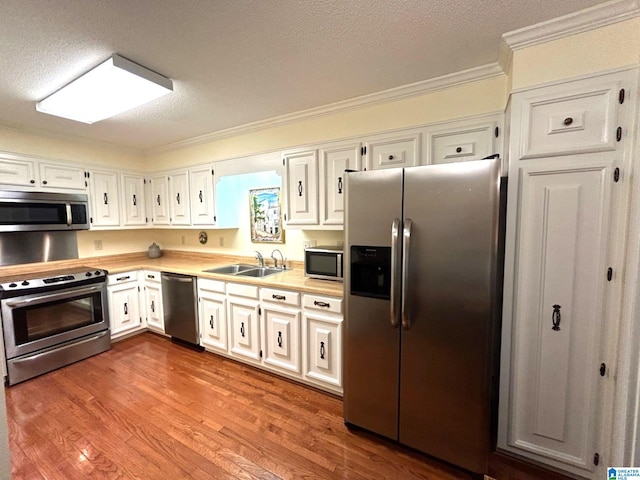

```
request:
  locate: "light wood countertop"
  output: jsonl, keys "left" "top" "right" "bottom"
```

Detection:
{"left": 0, "top": 250, "right": 344, "bottom": 297}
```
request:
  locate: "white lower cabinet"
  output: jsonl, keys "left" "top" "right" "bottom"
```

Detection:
{"left": 142, "top": 270, "right": 164, "bottom": 333}
{"left": 302, "top": 294, "right": 343, "bottom": 393}
{"left": 107, "top": 271, "right": 143, "bottom": 339}
{"left": 261, "top": 288, "right": 301, "bottom": 375}
{"left": 227, "top": 283, "right": 261, "bottom": 363}
{"left": 198, "top": 279, "right": 227, "bottom": 354}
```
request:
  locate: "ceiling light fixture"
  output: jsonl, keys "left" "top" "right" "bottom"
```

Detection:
{"left": 36, "top": 54, "right": 173, "bottom": 124}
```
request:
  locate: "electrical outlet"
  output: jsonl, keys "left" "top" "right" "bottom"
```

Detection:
{"left": 181, "top": 235, "right": 185, "bottom": 245}
{"left": 94, "top": 240, "right": 103, "bottom": 250}
{"left": 219, "top": 236, "right": 224, "bottom": 247}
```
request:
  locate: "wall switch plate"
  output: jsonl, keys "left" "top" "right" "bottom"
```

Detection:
{"left": 94, "top": 240, "right": 103, "bottom": 250}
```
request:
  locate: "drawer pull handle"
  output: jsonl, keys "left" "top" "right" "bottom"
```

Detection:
{"left": 314, "top": 300, "right": 330, "bottom": 308}
{"left": 156, "top": 194, "right": 161, "bottom": 206}
{"left": 147, "top": 274, "right": 155, "bottom": 279}
{"left": 297, "top": 181, "right": 303, "bottom": 197}
{"left": 320, "top": 341, "right": 326, "bottom": 360}
{"left": 176, "top": 193, "right": 181, "bottom": 204}
{"left": 337, "top": 176, "right": 343, "bottom": 194}
{"left": 132, "top": 194, "right": 137, "bottom": 206}
{"left": 150, "top": 300, "right": 155, "bottom": 313}
{"left": 277, "top": 331, "right": 283, "bottom": 348}
{"left": 123, "top": 302, "right": 128, "bottom": 315}
{"left": 199, "top": 190, "right": 203, "bottom": 203}
{"left": 210, "top": 315, "right": 214, "bottom": 329}
{"left": 272, "top": 294, "right": 286, "bottom": 301}
{"left": 563, "top": 117, "right": 573, "bottom": 126}
{"left": 240, "top": 322, "right": 245, "bottom": 337}
{"left": 103, "top": 192, "right": 109, "bottom": 205}
{"left": 552, "top": 304, "right": 561, "bottom": 331}
{"left": 116, "top": 275, "right": 131, "bottom": 281}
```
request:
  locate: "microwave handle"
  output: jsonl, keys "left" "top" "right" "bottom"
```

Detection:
{"left": 337, "top": 253, "right": 342, "bottom": 278}
{"left": 65, "top": 203, "right": 72, "bottom": 226}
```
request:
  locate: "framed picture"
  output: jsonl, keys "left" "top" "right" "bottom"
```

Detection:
{"left": 249, "top": 187, "right": 284, "bottom": 243}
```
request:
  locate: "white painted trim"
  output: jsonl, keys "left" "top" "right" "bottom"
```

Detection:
{"left": 503, "top": 0, "right": 640, "bottom": 51}
{"left": 148, "top": 64, "right": 505, "bottom": 155}
{"left": 499, "top": 0, "right": 640, "bottom": 81}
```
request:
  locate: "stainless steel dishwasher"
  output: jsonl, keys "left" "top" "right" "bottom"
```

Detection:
{"left": 161, "top": 272, "right": 201, "bottom": 348}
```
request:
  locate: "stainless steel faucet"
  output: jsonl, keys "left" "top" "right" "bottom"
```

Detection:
{"left": 271, "top": 249, "right": 285, "bottom": 269}
{"left": 255, "top": 251, "right": 264, "bottom": 267}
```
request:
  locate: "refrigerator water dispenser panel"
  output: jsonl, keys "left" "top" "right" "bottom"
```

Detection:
{"left": 350, "top": 246, "right": 391, "bottom": 299}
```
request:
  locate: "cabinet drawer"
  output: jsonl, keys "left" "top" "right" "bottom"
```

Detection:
{"left": 261, "top": 287, "right": 300, "bottom": 307}
{"left": 107, "top": 271, "right": 139, "bottom": 285}
{"left": 143, "top": 270, "right": 161, "bottom": 283}
{"left": 227, "top": 282, "right": 258, "bottom": 299}
{"left": 520, "top": 83, "right": 618, "bottom": 159}
{"left": 429, "top": 124, "right": 495, "bottom": 164}
{"left": 303, "top": 294, "right": 342, "bottom": 315}
{"left": 198, "top": 278, "right": 226, "bottom": 294}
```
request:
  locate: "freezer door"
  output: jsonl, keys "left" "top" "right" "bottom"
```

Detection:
{"left": 399, "top": 159, "right": 501, "bottom": 473}
{"left": 343, "top": 168, "right": 403, "bottom": 440}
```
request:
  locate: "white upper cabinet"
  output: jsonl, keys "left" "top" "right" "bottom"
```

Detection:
{"left": 0, "top": 154, "right": 37, "bottom": 188}
{"left": 39, "top": 162, "right": 86, "bottom": 191}
{"left": 150, "top": 174, "right": 170, "bottom": 225}
{"left": 189, "top": 166, "right": 216, "bottom": 226}
{"left": 121, "top": 174, "right": 147, "bottom": 227}
{"left": 363, "top": 129, "right": 421, "bottom": 170}
{"left": 283, "top": 149, "right": 319, "bottom": 226}
{"left": 426, "top": 119, "right": 499, "bottom": 165}
{"left": 518, "top": 77, "right": 622, "bottom": 159}
{"left": 319, "top": 141, "right": 361, "bottom": 226}
{"left": 88, "top": 170, "right": 120, "bottom": 227}
{"left": 168, "top": 171, "right": 191, "bottom": 225}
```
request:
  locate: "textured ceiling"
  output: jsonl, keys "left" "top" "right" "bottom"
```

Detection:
{"left": 0, "top": 0, "right": 606, "bottom": 151}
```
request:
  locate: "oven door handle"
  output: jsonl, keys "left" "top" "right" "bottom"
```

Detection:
{"left": 4, "top": 284, "right": 104, "bottom": 308}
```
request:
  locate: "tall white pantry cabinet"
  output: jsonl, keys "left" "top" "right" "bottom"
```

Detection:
{"left": 498, "top": 69, "right": 638, "bottom": 479}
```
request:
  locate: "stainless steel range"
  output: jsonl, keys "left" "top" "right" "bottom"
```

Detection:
{"left": 0, "top": 267, "right": 111, "bottom": 385}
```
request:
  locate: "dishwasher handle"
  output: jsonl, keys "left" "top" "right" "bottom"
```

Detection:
{"left": 161, "top": 273, "right": 194, "bottom": 283}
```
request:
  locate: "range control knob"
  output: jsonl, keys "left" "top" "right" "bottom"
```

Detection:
{"left": 94, "top": 271, "right": 102, "bottom": 276}
{"left": 8, "top": 283, "right": 17, "bottom": 288}
{"left": 85, "top": 272, "right": 93, "bottom": 277}
{"left": 21, "top": 281, "right": 29, "bottom": 286}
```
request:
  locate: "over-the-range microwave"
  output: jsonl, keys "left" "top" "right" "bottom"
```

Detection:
{"left": 0, "top": 191, "right": 90, "bottom": 232}
{"left": 304, "top": 246, "right": 343, "bottom": 281}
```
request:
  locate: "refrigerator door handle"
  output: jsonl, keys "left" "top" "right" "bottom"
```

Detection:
{"left": 390, "top": 217, "right": 401, "bottom": 328}
{"left": 401, "top": 218, "right": 412, "bottom": 330}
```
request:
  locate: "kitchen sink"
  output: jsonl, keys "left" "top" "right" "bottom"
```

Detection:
{"left": 236, "top": 267, "right": 282, "bottom": 278}
{"left": 203, "top": 264, "right": 282, "bottom": 278}
{"left": 203, "top": 264, "right": 256, "bottom": 275}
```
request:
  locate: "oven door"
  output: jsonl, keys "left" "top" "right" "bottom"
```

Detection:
{"left": 1, "top": 283, "right": 108, "bottom": 359}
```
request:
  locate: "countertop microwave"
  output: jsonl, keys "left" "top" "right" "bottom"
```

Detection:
{"left": 304, "top": 246, "right": 343, "bottom": 281}
{"left": 0, "top": 191, "right": 90, "bottom": 232}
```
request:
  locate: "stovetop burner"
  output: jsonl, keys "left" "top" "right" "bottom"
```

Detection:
{"left": 0, "top": 266, "right": 108, "bottom": 296}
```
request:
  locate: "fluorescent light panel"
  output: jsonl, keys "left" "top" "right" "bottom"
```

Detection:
{"left": 36, "top": 54, "right": 173, "bottom": 124}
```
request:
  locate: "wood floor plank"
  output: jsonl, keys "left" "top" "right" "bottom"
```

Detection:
{"left": 5, "top": 333, "right": 569, "bottom": 479}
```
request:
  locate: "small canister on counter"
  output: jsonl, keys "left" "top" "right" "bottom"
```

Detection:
{"left": 147, "top": 242, "right": 162, "bottom": 258}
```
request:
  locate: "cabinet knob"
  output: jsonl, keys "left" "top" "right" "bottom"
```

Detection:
{"left": 30, "top": 179, "right": 35, "bottom": 184}
{"left": 42, "top": 180, "right": 48, "bottom": 185}
{"left": 563, "top": 117, "right": 573, "bottom": 126}
{"left": 388, "top": 155, "right": 394, "bottom": 160}
{"left": 456, "top": 147, "right": 462, "bottom": 153}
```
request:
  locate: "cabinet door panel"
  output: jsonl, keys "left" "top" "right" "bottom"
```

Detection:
{"left": 320, "top": 143, "right": 360, "bottom": 225}
{"left": 90, "top": 171, "right": 120, "bottom": 227}
{"left": 285, "top": 150, "right": 318, "bottom": 225}
{"left": 122, "top": 174, "right": 147, "bottom": 226}
{"left": 169, "top": 171, "right": 191, "bottom": 225}
{"left": 263, "top": 306, "right": 300, "bottom": 374}
{"left": 0, "top": 157, "right": 37, "bottom": 187}
{"left": 109, "top": 283, "right": 142, "bottom": 336}
{"left": 189, "top": 167, "right": 216, "bottom": 225}
{"left": 509, "top": 163, "right": 609, "bottom": 471}
{"left": 145, "top": 283, "right": 164, "bottom": 332}
{"left": 150, "top": 175, "right": 170, "bottom": 225}
{"left": 304, "top": 313, "right": 342, "bottom": 388}
{"left": 39, "top": 163, "right": 85, "bottom": 190}
{"left": 200, "top": 294, "right": 227, "bottom": 353}
{"left": 365, "top": 132, "right": 420, "bottom": 170}
{"left": 229, "top": 298, "right": 260, "bottom": 362}
{"left": 429, "top": 123, "right": 496, "bottom": 164}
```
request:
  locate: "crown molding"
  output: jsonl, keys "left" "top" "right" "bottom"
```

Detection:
{"left": 500, "top": 0, "right": 640, "bottom": 69}
{"left": 148, "top": 63, "right": 505, "bottom": 155}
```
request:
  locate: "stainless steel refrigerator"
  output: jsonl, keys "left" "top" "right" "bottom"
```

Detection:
{"left": 343, "top": 157, "right": 504, "bottom": 475}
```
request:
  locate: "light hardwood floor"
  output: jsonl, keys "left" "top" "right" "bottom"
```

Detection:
{"left": 5, "top": 333, "right": 567, "bottom": 479}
